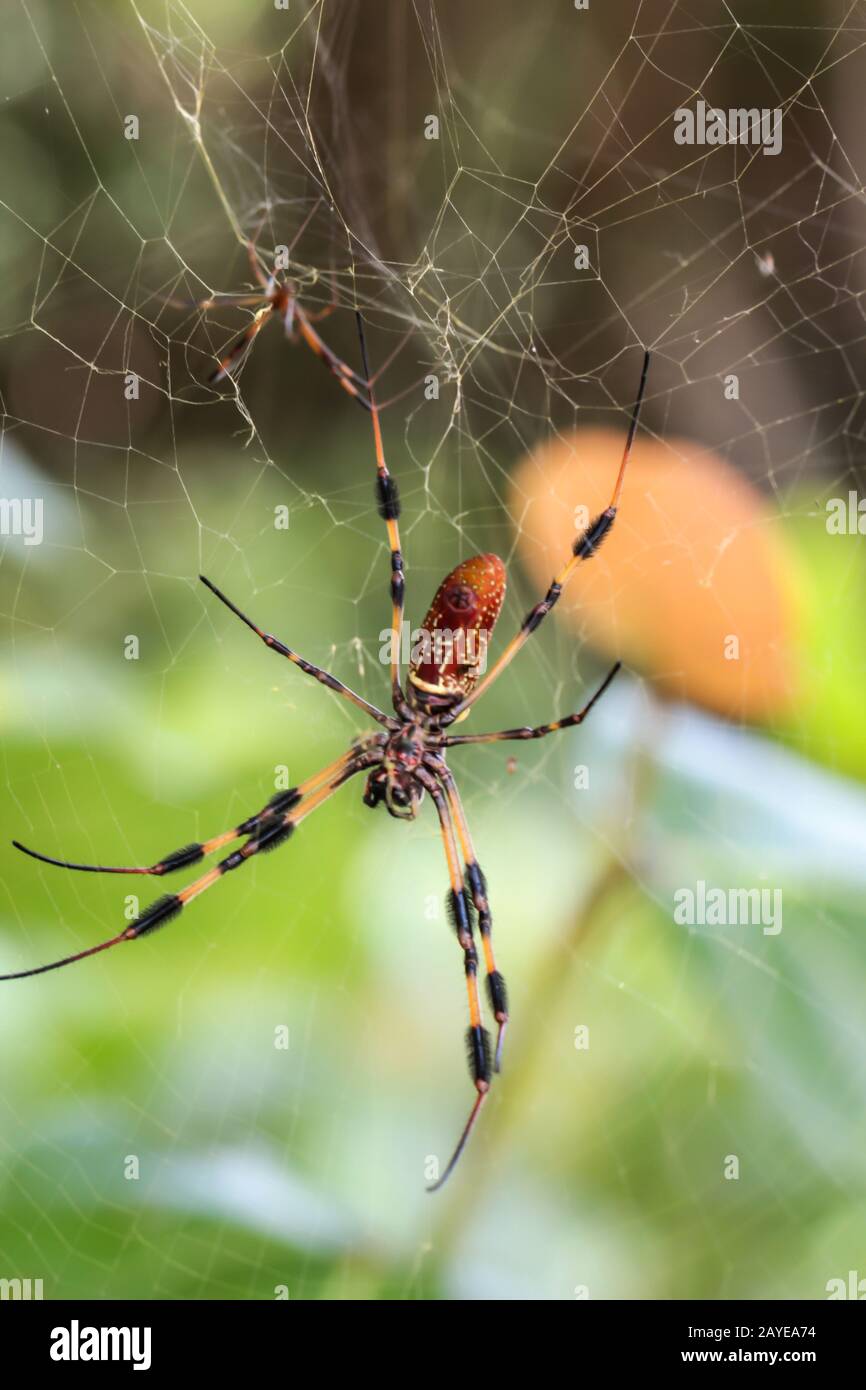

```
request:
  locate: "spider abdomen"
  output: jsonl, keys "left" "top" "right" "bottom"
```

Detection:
{"left": 408, "top": 554, "right": 506, "bottom": 708}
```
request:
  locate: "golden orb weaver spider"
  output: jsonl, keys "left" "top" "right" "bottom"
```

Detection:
{"left": 3, "top": 322, "right": 650, "bottom": 1191}
{"left": 201, "top": 234, "right": 372, "bottom": 402}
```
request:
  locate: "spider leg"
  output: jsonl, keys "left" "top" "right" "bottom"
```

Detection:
{"left": 294, "top": 305, "right": 372, "bottom": 409}
{"left": 298, "top": 258, "right": 339, "bottom": 326}
{"left": 296, "top": 233, "right": 358, "bottom": 327}
{"left": 439, "top": 352, "right": 649, "bottom": 727}
{"left": 1, "top": 754, "right": 374, "bottom": 983}
{"left": 258, "top": 194, "right": 322, "bottom": 287}
{"left": 415, "top": 766, "right": 491, "bottom": 1192}
{"left": 439, "top": 661, "right": 621, "bottom": 747}
{"left": 165, "top": 293, "right": 267, "bottom": 313}
{"left": 426, "top": 757, "right": 509, "bottom": 1073}
{"left": 11, "top": 748, "right": 364, "bottom": 878}
{"left": 188, "top": 221, "right": 272, "bottom": 381}
{"left": 199, "top": 575, "right": 393, "bottom": 727}
{"left": 208, "top": 303, "right": 275, "bottom": 383}
{"left": 355, "top": 313, "right": 411, "bottom": 719}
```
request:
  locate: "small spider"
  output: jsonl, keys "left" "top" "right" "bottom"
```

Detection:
{"left": 3, "top": 325, "right": 649, "bottom": 1190}
{"left": 180, "top": 210, "right": 374, "bottom": 402}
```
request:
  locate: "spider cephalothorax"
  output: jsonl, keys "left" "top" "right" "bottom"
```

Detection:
{"left": 3, "top": 313, "right": 649, "bottom": 1192}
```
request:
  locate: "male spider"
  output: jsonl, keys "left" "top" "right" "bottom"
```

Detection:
{"left": 3, "top": 327, "right": 650, "bottom": 1191}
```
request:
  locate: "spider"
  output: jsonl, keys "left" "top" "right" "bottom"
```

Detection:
{"left": 3, "top": 326, "right": 650, "bottom": 1191}
{"left": 194, "top": 230, "right": 373, "bottom": 402}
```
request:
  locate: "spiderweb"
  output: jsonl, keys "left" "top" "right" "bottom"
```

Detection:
{"left": 1, "top": 0, "right": 865, "bottom": 1301}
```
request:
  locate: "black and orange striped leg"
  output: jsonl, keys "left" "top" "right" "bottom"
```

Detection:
{"left": 355, "top": 313, "right": 411, "bottom": 720}
{"left": 428, "top": 758, "right": 509, "bottom": 1073}
{"left": 415, "top": 766, "right": 491, "bottom": 1192}
{"left": 438, "top": 352, "right": 649, "bottom": 729}
{"left": 199, "top": 575, "right": 393, "bottom": 728}
{"left": 11, "top": 748, "right": 367, "bottom": 880}
{"left": 1, "top": 754, "right": 375, "bottom": 983}
{"left": 439, "top": 661, "right": 621, "bottom": 748}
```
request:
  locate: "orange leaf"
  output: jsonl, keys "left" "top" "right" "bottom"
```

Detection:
{"left": 511, "top": 428, "right": 803, "bottom": 721}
